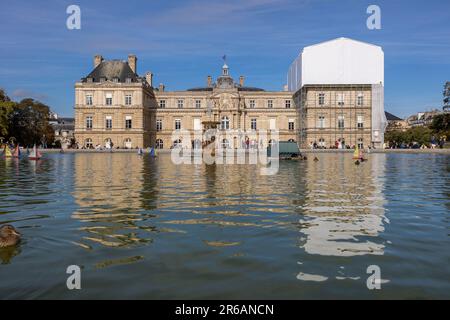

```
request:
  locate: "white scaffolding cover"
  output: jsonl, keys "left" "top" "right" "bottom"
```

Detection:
{"left": 287, "top": 37, "right": 386, "bottom": 147}
{"left": 288, "top": 37, "right": 384, "bottom": 91}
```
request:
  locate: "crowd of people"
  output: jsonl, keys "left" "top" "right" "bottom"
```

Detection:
{"left": 384, "top": 135, "right": 447, "bottom": 149}
{"left": 309, "top": 139, "right": 361, "bottom": 150}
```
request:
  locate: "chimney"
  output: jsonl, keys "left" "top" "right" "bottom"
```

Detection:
{"left": 239, "top": 76, "right": 244, "bottom": 87}
{"left": 128, "top": 54, "right": 137, "bottom": 74}
{"left": 146, "top": 72, "right": 153, "bottom": 87}
{"left": 159, "top": 83, "right": 165, "bottom": 92}
{"left": 207, "top": 75, "right": 212, "bottom": 87}
{"left": 94, "top": 55, "right": 103, "bottom": 68}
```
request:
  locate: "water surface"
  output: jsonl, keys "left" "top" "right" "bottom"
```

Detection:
{"left": 0, "top": 153, "right": 448, "bottom": 299}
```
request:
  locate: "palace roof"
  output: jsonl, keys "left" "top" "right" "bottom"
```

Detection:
{"left": 82, "top": 60, "right": 139, "bottom": 83}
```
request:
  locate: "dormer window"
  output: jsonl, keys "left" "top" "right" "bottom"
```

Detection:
{"left": 125, "top": 78, "right": 132, "bottom": 83}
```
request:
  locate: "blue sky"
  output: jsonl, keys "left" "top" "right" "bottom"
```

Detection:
{"left": 0, "top": 0, "right": 449, "bottom": 118}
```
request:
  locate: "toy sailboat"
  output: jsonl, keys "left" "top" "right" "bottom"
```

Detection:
{"left": 12, "top": 145, "right": 20, "bottom": 158}
{"left": 29, "top": 145, "right": 42, "bottom": 160}
{"left": 3, "top": 145, "right": 12, "bottom": 158}
{"left": 353, "top": 145, "right": 365, "bottom": 160}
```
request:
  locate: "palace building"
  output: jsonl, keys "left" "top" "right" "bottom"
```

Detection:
{"left": 74, "top": 38, "right": 386, "bottom": 150}
{"left": 74, "top": 56, "right": 296, "bottom": 149}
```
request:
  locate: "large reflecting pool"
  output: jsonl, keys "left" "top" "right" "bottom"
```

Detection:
{"left": 0, "top": 153, "right": 448, "bottom": 299}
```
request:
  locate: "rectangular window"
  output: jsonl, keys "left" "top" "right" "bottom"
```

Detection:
{"left": 156, "top": 119, "right": 162, "bottom": 131}
{"left": 105, "top": 93, "right": 113, "bottom": 106}
{"left": 358, "top": 138, "right": 364, "bottom": 149}
{"left": 175, "top": 119, "right": 181, "bottom": 130}
{"left": 289, "top": 119, "right": 295, "bottom": 131}
{"left": 177, "top": 100, "right": 184, "bottom": 108}
{"left": 249, "top": 100, "right": 255, "bottom": 108}
{"left": 337, "top": 93, "right": 344, "bottom": 106}
{"left": 86, "top": 116, "right": 93, "bottom": 129}
{"left": 251, "top": 118, "right": 257, "bottom": 130}
{"left": 285, "top": 100, "right": 291, "bottom": 108}
{"left": 159, "top": 100, "right": 166, "bottom": 108}
{"left": 125, "top": 94, "right": 132, "bottom": 106}
{"left": 125, "top": 116, "right": 132, "bottom": 129}
{"left": 357, "top": 115, "right": 364, "bottom": 128}
{"left": 318, "top": 93, "right": 325, "bottom": 105}
{"left": 86, "top": 94, "right": 93, "bottom": 106}
{"left": 105, "top": 116, "right": 112, "bottom": 129}
{"left": 195, "top": 100, "right": 201, "bottom": 109}
{"left": 338, "top": 115, "right": 345, "bottom": 129}
{"left": 267, "top": 100, "right": 273, "bottom": 108}
{"left": 357, "top": 93, "right": 364, "bottom": 106}
{"left": 317, "top": 116, "right": 325, "bottom": 128}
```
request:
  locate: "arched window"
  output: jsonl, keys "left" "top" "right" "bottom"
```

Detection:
{"left": 173, "top": 139, "right": 182, "bottom": 148}
{"left": 318, "top": 138, "right": 326, "bottom": 148}
{"left": 124, "top": 138, "right": 132, "bottom": 149}
{"left": 193, "top": 139, "right": 202, "bottom": 150}
{"left": 156, "top": 139, "right": 164, "bottom": 149}
{"left": 85, "top": 138, "right": 93, "bottom": 149}
{"left": 104, "top": 138, "right": 112, "bottom": 149}
{"left": 222, "top": 138, "right": 230, "bottom": 149}
{"left": 221, "top": 116, "right": 230, "bottom": 130}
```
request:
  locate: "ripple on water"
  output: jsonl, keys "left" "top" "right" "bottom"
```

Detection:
{"left": 0, "top": 152, "right": 449, "bottom": 299}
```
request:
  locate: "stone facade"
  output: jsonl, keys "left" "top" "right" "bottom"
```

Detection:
{"left": 153, "top": 64, "right": 296, "bottom": 150}
{"left": 75, "top": 55, "right": 380, "bottom": 150}
{"left": 74, "top": 55, "right": 156, "bottom": 149}
{"left": 295, "top": 84, "right": 373, "bottom": 149}
{"left": 75, "top": 56, "right": 296, "bottom": 149}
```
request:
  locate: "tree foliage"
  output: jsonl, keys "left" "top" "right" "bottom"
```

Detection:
{"left": 0, "top": 88, "right": 55, "bottom": 146}
{"left": 430, "top": 113, "right": 450, "bottom": 135}
{"left": 385, "top": 126, "right": 434, "bottom": 146}
{"left": 0, "top": 89, "right": 14, "bottom": 137}
{"left": 0, "top": 88, "right": 10, "bottom": 102}
{"left": 8, "top": 98, "right": 54, "bottom": 146}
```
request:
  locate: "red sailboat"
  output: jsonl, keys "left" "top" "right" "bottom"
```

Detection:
{"left": 12, "top": 145, "right": 21, "bottom": 158}
{"left": 28, "top": 144, "right": 42, "bottom": 160}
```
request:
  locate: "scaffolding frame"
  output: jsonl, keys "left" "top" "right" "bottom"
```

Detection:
{"left": 295, "top": 84, "right": 383, "bottom": 149}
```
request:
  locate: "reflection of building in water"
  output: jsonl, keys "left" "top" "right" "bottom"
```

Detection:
{"left": 299, "top": 154, "right": 387, "bottom": 256}
{"left": 72, "top": 153, "right": 156, "bottom": 248}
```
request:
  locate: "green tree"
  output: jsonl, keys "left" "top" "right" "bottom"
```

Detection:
{"left": 0, "top": 88, "right": 15, "bottom": 137}
{"left": 385, "top": 126, "right": 432, "bottom": 146}
{"left": 9, "top": 98, "right": 54, "bottom": 146}
{"left": 430, "top": 113, "right": 450, "bottom": 136}
{"left": 0, "top": 88, "right": 10, "bottom": 102}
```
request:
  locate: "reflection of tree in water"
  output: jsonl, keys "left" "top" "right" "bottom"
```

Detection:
{"left": 72, "top": 153, "right": 158, "bottom": 249}
{"left": 0, "top": 158, "right": 55, "bottom": 264}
